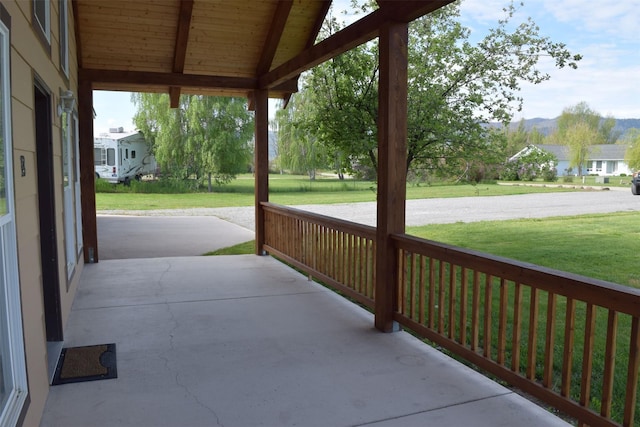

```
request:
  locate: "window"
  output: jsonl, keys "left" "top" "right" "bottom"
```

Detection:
{"left": 0, "top": 12, "right": 29, "bottom": 426}
{"left": 596, "top": 161, "right": 602, "bottom": 172}
{"left": 33, "top": 0, "right": 50, "bottom": 43}
{"left": 94, "top": 147, "right": 105, "bottom": 165}
{"left": 59, "top": 0, "right": 68, "bottom": 76}
{"left": 107, "top": 148, "right": 115, "bottom": 166}
{"left": 131, "top": 150, "right": 136, "bottom": 159}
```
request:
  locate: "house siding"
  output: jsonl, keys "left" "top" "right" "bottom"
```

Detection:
{"left": 4, "top": 1, "right": 83, "bottom": 425}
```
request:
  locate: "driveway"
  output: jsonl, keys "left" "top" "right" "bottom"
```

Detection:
{"left": 103, "top": 187, "right": 636, "bottom": 230}
{"left": 97, "top": 215, "right": 254, "bottom": 260}
{"left": 97, "top": 188, "right": 639, "bottom": 258}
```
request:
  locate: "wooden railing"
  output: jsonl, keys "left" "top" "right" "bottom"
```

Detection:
{"left": 261, "top": 203, "right": 639, "bottom": 426}
{"left": 262, "top": 202, "right": 376, "bottom": 309}
{"left": 393, "top": 233, "right": 640, "bottom": 427}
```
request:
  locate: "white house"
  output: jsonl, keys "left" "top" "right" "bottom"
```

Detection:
{"left": 510, "top": 144, "right": 631, "bottom": 176}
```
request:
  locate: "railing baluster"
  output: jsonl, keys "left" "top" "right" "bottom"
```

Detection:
{"left": 624, "top": 316, "right": 640, "bottom": 427}
{"left": 411, "top": 252, "right": 417, "bottom": 320}
{"left": 497, "top": 278, "right": 508, "bottom": 366}
{"left": 419, "top": 256, "right": 426, "bottom": 325}
{"left": 484, "top": 274, "right": 493, "bottom": 359}
{"left": 438, "top": 261, "right": 446, "bottom": 334}
{"left": 449, "top": 264, "right": 456, "bottom": 340}
{"left": 527, "top": 288, "right": 539, "bottom": 380}
{"left": 601, "top": 310, "right": 618, "bottom": 419}
{"left": 543, "top": 292, "right": 557, "bottom": 389}
{"left": 428, "top": 258, "right": 436, "bottom": 330}
{"left": 399, "top": 250, "right": 407, "bottom": 315}
{"left": 579, "top": 303, "right": 596, "bottom": 415}
{"left": 459, "top": 267, "right": 468, "bottom": 345}
{"left": 471, "top": 270, "right": 480, "bottom": 352}
{"left": 561, "top": 298, "right": 576, "bottom": 397}
{"left": 512, "top": 282, "right": 523, "bottom": 373}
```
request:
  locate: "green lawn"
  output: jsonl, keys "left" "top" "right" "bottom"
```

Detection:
{"left": 407, "top": 211, "right": 639, "bottom": 289}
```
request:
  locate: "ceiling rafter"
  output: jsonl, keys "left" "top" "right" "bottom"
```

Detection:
{"left": 170, "top": 0, "right": 195, "bottom": 108}
{"left": 249, "top": 0, "right": 293, "bottom": 111}
{"left": 282, "top": 0, "right": 331, "bottom": 109}
{"left": 259, "top": 1, "right": 453, "bottom": 90}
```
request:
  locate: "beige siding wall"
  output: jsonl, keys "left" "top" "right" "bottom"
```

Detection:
{"left": 5, "top": 1, "right": 84, "bottom": 425}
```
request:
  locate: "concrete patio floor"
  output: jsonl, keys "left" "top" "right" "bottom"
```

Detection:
{"left": 41, "top": 255, "right": 570, "bottom": 427}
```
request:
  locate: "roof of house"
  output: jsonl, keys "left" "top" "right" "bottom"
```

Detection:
{"left": 534, "top": 144, "right": 628, "bottom": 161}
{"left": 74, "top": 1, "right": 453, "bottom": 106}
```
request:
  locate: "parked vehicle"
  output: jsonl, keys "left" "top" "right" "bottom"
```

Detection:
{"left": 94, "top": 128, "right": 156, "bottom": 184}
{"left": 632, "top": 171, "right": 640, "bottom": 195}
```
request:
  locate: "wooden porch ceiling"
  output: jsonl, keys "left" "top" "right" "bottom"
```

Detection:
{"left": 72, "top": 0, "right": 453, "bottom": 107}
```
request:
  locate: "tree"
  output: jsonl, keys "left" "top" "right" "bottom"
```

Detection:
{"left": 553, "top": 102, "right": 620, "bottom": 144}
{"left": 299, "top": 13, "right": 379, "bottom": 178}
{"left": 564, "top": 122, "right": 600, "bottom": 176}
{"left": 132, "top": 94, "right": 253, "bottom": 189}
{"left": 274, "top": 93, "right": 329, "bottom": 180}
{"left": 293, "top": 1, "right": 580, "bottom": 181}
{"left": 624, "top": 129, "right": 640, "bottom": 172}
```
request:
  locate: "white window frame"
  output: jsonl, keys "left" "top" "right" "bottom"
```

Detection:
{"left": 33, "top": 0, "right": 51, "bottom": 43}
{"left": 59, "top": 0, "right": 68, "bottom": 76}
{"left": 0, "top": 17, "right": 28, "bottom": 427}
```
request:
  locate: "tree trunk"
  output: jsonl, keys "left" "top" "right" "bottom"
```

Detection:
{"left": 208, "top": 173, "right": 212, "bottom": 192}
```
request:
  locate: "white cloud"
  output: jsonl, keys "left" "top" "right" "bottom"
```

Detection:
{"left": 541, "top": 0, "right": 640, "bottom": 41}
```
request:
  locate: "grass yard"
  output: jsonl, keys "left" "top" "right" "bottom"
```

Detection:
{"left": 407, "top": 211, "right": 639, "bottom": 289}
{"left": 96, "top": 174, "right": 581, "bottom": 210}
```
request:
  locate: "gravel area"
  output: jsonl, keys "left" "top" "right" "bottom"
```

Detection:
{"left": 98, "top": 186, "right": 639, "bottom": 232}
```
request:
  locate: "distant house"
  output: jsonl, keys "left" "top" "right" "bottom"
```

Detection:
{"left": 510, "top": 144, "right": 631, "bottom": 176}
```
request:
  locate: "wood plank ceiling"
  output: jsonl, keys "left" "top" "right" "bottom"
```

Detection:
{"left": 73, "top": 0, "right": 453, "bottom": 107}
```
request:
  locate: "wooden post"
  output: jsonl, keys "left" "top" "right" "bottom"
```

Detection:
{"left": 375, "top": 21, "right": 408, "bottom": 332}
{"left": 254, "top": 89, "right": 269, "bottom": 255}
{"left": 78, "top": 79, "right": 98, "bottom": 263}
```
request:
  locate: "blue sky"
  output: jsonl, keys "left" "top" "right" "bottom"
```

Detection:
{"left": 93, "top": 0, "right": 639, "bottom": 134}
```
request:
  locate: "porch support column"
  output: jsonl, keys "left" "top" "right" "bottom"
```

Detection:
{"left": 375, "top": 21, "right": 408, "bottom": 332}
{"left": 78, "top": 79, "right": 98, "bottom": 263}
{"left": 254, "top": 89, "right": 269, "bottom": 255}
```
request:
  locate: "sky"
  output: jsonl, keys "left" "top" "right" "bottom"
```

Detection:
{"left": 93, "top": 0, "right": 640, "bottom": 135}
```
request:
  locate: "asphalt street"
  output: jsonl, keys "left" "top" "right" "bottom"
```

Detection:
{"left": 97, "top": 188, "right": 639, "bottom": 259}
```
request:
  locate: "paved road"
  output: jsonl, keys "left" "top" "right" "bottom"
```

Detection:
{"left": 99, "top": 187, "right": 639, "bottom": 233}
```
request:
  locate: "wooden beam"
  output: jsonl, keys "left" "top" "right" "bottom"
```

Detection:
{"left": 78, "top": 79, "right": 98, "bottom": 263}
{"left": 259, "top": 1, "right": 452, "bottom": 90}
{"left": 170, "top": 0, "right": 194, "bottom": 108}
{"left": 375, "top": 21, "right": 409, "bottom": 332}
{"left": 254, "top": 89, "right": 269, "bottom": 255}
{"left": 256, "top": 0, "right": 292, "bottom": 75}
{"left": 80, "top": 68, "right": 257, "bottom": 90}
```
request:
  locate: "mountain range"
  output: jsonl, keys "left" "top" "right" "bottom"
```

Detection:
{"left": 501, "top": 117, "right": 640, "bottom": 139}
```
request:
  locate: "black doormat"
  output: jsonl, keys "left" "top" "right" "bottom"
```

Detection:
{"left": 52, "top": 343, "right": 117, "bottom": 385}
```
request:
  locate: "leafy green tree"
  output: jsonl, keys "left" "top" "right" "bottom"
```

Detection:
{"left": 624, "top": 129, "right": 640, "bottom": 172}
{"left": 274, "top": 93, "right": 329, "bottom": 180}
{"left": 564, "top": 121, "right": 600, "bottom": 176}
{"left": 553, "top": 102, "right": 620, "bottom": 144}
{"left": 132, "top": 93, "right": 253, "bottom": 189}
{"left": 294, "top": 1, "right": 580, "bottom": 181}
{"left": 300, "top": 14, "right": 379, "bottom": 178}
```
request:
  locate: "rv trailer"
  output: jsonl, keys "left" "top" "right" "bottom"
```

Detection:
{"left": 94, "top": 128, "right": 157, "bottom": 184}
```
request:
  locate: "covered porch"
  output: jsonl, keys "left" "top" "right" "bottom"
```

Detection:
{"left": 40, "top": 254, "right": 568, "bottom": 426}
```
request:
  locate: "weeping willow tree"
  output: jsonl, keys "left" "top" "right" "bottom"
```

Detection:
{"left": 132, "top": 93, "right": 253, "bottom": 190}
{"left": 274, "top": 92, "right": 329, "bottom": 180}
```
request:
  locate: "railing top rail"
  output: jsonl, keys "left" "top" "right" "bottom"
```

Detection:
{"left": 261, "top": 202, "right": 377, "bottom": 239}
{"left": 392, "top": 232, "right": 640, "bottom": 316}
